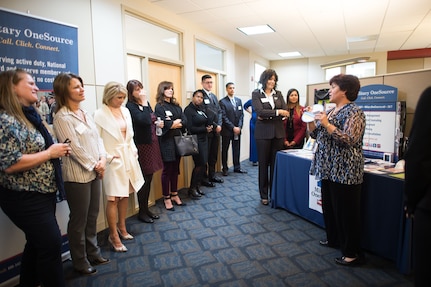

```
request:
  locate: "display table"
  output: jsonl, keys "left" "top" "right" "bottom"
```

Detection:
{"left": 271, "top": 151, "right": 412, "bottom": 274}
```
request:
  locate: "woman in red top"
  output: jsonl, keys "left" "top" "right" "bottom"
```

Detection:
{"left": 284, "top": 88, "right": 306, "bottom": 149}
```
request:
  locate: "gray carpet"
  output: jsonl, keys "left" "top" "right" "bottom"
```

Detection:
{"left": 63, "top": 161, "right": 414, "bottom": 287}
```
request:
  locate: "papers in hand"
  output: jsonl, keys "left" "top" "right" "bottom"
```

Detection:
{"left": 301, "top": 104, "right": 324, "bottom": 123}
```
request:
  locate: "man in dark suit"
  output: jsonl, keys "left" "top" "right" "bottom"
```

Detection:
{"left": 201, "top": 74, "right": 224, "bottom": 186}
{"left": 219, "top": 82, "right": 246, "bottom": 176}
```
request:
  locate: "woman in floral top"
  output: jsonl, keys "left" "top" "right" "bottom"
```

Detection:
{"left": 0, "top": 69, "right": 71, "bottom": 286}
{"left": 307, "top": 74, "right": 366, "bottom": 266}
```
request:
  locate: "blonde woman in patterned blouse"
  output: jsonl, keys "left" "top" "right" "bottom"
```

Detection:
{"left": 307, "top": 74, "right": 366, "bottom": 267}
{"left": 0, "top": 69, "right": 71, "bottom": 286}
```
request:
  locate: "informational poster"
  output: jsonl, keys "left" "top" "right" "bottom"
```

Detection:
{"left": 356, "top": 84, "right": 399, "bottom": 160}
{"left": 309, "top": 175, "right": 322, "bottom": 213}
{"left": 0, "top": 8, "right": 78, "bottom": 90}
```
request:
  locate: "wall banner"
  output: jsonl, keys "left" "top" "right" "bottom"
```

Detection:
{"left": 0, "top": 8, "right": 78, "bottom": 90}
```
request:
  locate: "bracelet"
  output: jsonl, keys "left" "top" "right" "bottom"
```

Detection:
{"left": 325, "top": 122, "right": 331, "bottom": 128}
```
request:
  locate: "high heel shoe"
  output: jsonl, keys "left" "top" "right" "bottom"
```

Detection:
{"left": 108, "top": 236, "right": 128, "bottom": 252}
{"left": 164, "top": 196, "right": 175, "bottom": 211}
{"left": 116, "top": 227, "right": 134, "bottom": 240}
{"left": 171, "top": 193, "right": 187, "bottom": 206}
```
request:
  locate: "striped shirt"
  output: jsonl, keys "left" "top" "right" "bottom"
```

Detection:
{"left": 53, "top": 107, "right": 106, "bottom": 183}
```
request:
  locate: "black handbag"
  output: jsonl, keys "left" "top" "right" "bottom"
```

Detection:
{"left": 174, "top": 133, "right": 199, "bottom": 156}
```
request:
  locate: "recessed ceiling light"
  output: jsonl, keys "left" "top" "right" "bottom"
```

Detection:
{"left": 237, "top": 25, "right": 275, "bottom": 35}
{"left": 279, "top": 51, "right": 301, "bottom": 57}
{"left": 347, "top": 35, "right": 378, "bottom": 43}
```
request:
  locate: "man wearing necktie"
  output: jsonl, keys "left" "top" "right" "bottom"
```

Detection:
{"left": 201, "top": 75, "right": 224, "bottom": 185}
{"left": 219, "top": 82, "right": 246, "bottom": 176}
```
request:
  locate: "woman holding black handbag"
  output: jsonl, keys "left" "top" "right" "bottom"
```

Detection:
{"left": 184, "top": 90, "right": 215, "bottom": 199}
{"left": 155, "top": 81, "right": 187, "bottom": 211}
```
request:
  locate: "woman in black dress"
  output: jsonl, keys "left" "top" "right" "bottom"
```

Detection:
{"left": 126, "top": 79, "right": 163, "bottom": 223}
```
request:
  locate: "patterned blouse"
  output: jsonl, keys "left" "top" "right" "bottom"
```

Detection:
{"left": 309, "top": 102, "right": 366, "bottom": 185}
{"left": 0, "top": 111, "right": 57, "bottom": 193}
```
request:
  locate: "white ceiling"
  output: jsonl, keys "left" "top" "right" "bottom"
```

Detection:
{"left": 148, "top": 0, "right": 431, "bottom": 60}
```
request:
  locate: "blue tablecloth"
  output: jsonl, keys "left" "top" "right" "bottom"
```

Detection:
{"left": 271, "top": 151, "right": 412, "bottom": 274}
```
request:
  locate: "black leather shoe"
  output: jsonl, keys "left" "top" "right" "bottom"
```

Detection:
{"left": 76, "top": 266, "right": 97, "bottom": 276}
{"left": 334, "top": 256, "right": 362, "bottom": 267}
{"left": 147, "top": 212, "right": 160, "bottom": 219}
{"left": 201, "top": 181, "right": 215, "bottom": 187}
{"left": 138, "top": 214, "right": 154, "bottom": 223}
{"left": 210, "top": 176, "right": 224, "bottom": 183}
{"left": 196, "top": 187, "right": 205, "bottom": 196}
{"left": 188, "top": 188, "right": 201, "bottom": 199}
{"left": 234, "top": 169, "right": 248, "bottom": 174}
{"left": 89, "top": 257, "right": 110, "bottom": 266}
{"left": 222, "top": 170, "right": 228, "bottom": 176}
{"left": 319, "top": 240, "right": 339, "bottom": 248}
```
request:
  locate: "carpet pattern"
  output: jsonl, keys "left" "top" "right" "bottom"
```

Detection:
{"left": 63, "top": 161, "right": 414, "bottom": 287}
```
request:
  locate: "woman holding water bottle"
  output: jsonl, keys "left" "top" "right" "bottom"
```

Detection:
{"left": 126, "top": 80, "right": 163, "bottom": 223}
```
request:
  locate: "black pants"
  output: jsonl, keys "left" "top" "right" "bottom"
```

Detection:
{"left": 207, "top": 133, "right": 220, "bottom": 179}
{"left": 255, "top": 137, "right": 284, "bottom": 200}
{"left": 413, "top": 208, "right": 431, "bottom": 287}
{"left": 0, "top": 187, "right": 65, "bottom": 287}
{"left": 321, "top": 180, "right": 362, "bottom": 258}
{"left": 221, "top": 135, "right": 241, "bottom": 171}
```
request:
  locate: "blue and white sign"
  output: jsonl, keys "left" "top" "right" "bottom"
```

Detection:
{"left": 356, "top": 84, "right": 399, "bottom": 160}
{"left": 0, "top": 8, "right": 78, "bottom": 90}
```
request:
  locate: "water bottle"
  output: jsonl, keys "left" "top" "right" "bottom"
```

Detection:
{"left": 156, "top": 117, "right": 163, "bottom": 136}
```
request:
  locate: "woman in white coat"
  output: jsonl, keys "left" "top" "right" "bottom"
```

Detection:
{"left": 94, "top": 82, "right": 145, "bottom": 252}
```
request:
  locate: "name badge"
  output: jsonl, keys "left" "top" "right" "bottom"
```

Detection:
{"left": 238, "top": 106, "right": 242, "bottom": 111}
{"left": 75, "top": 122, "right": 87, "bottom": 135}
{"left": 165, "top": 110, "right": 173, "bottom": 117}
{"left": 204, "top": 99, "right": 210, "bottom": 105}
{"left": 260, "top": 97, "right": 269, "bottom": 103}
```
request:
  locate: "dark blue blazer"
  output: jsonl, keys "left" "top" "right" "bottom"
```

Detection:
{"left": 219, "top": 96, "right": 244, "bottom": 137}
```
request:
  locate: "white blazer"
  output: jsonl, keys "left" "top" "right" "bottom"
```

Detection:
{"left": 94, "top": 105, "right": 145, "bottom": 197}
